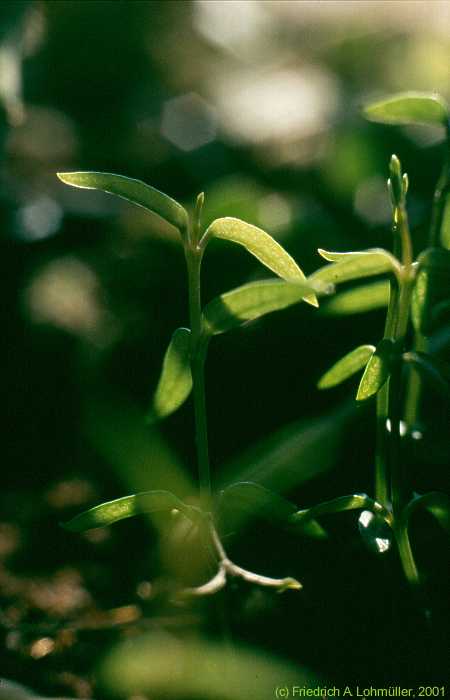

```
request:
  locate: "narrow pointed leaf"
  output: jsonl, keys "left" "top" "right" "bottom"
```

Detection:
{"left": 318, "top": 344, "right": 375, "bottom": 390}
{"left": 311, "top": 249, "right": 400, "bottom": 287}
{"left": 411, "top": 248, "right": 450, "bottom": 335}
{"left": 403, "top": 351, "right": 449, "bottom": 398}
{"left": 147, "top": 327, "right": 192, "bottom": 423}
{"left": 62, "top": 490, "right": 198, "bottom": 532}
{"left": 363, "top": 92, "right": 449, "bottom": 127}
{"left": 217, "top": 481, "right": 326, "bottom": 539}
{"left": 397, "top": 492, "right": 450, "bottom": 588}
{"left": 291, "top": 494, "right": 392, "bottom": 526}
{"left": 356, "top": 338, "right": 395, "bottom": 401}
{"left": 57, "top": 172, "right": 189, "bottom": 233}
{"left": 203, "top": 279, "right": 329, "bottom": 335}
{"left": 320, "top": 279, "right": 390, "bottom": 315}
{"left": 204, "top": 217, "right": 317, "bottom": 306}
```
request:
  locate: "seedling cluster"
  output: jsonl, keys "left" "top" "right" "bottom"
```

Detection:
{"left": 58, "top": 91, "right": 450, "bottom": 603}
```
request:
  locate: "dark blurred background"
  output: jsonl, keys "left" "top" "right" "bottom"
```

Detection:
{"left": 0, "top": 1, "right": 449, "bottom": 697}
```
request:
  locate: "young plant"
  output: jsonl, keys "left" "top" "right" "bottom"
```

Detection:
{"left": 56, "top": 170, "right": 330, "bottom": 595}
{"left": 304, "top": 92, "right": 450, "bottom": 596}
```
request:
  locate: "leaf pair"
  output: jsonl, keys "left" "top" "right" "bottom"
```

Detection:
{"left": 318, "top": 339, "right": 395, "bottom": 401}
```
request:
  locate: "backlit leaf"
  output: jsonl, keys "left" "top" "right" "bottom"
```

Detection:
{"left": 411, "top": 247, "right": 450, "bottom": 335}
{"left": 62, "top": 490, "right": 198, "bottom": 532}
{"left": 57, "top": 171, "right": 188, "bottom": 233}
{"left": 311, "top": 249, "right": 400, "bottom": 286}
{"left": 203, "top": 279, "right": 329, "bottom": 335}
{"left": 147, "top": 327, "right": 192, "bottom": 423}
{"left": 363, "top": 92, "right": 449, "bottom": 127}
{"left": 318, "top": 344, "right": 375, "bottom": 390}
{"left": 320, "top": 280, "right": 390, "bottom": 315}
{"left": 356, "top": 338, "right": 395, "bottom": 401}
{"left": 204, "top": 217, "right": 317, "bottom": 306}
{"left": 291, "top": 493, "right": 392, "bottom": 527}
{"left": 403, "top": 352, "right": 449, "bottom": 398}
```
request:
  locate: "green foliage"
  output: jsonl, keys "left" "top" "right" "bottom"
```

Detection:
{"left": 63, "top": 490, "right": 199, "bottom": 532}
{"left": 57, "top": 88, "right": 449, "bottom": 613}
{"left": 203, "top": 279, "right": 328, "bottom": 335}
{"left": 57, "top": 171, "right": 189, "bottom": 233}
{"left": 320, "top": 280, "right": 390, "bottom": 315}
{"left": 147, "top": 327, "right": 192, "bottom": 422}
{"left": 318, "top": 344, "right": 375, "bottom": 389}
{"left": 364, "top": 91, "right": 449, "bottom": 127}
{"left": 411, "top": 248, "right": 450, "bottom": 335}
{"left": 204, "top": 217, "right": 318, "bottom": 306}
{"left": 356, "top": 339, "right": 395, "bottom": 401}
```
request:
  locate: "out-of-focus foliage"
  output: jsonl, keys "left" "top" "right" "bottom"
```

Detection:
{"left": 1, "top": 1, "right": 449, "bottom": 696}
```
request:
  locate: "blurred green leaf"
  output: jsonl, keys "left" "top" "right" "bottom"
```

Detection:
{"left": 320, "top": 280, "right": 390, "bottom": 315}
{"left": 398, "top": 492, "right": 450, "bottom": 588}
{"left": 403, "top": 351, "right": 449, "bottom": 398}
{"left": 203, "top": 279, "right": 329, "bottom": 335}
{"left": 219, "top": 401, "right": 359, "bottom": 493}
{"left": 291, "top": 493, "right": 392, "bottom": 526}
{"left": 147, "top": 327, "right": 192, "bottom": 423}
{"left": 311, "top": 249, "right": 400, "bottom": 287}
{"left": 204, "top": 217, "right": 317, "bottom": 306}
{"left": 363, "top": 92, "right": 449, "bottom": 127}
{"left": 62, "top": 490, "right": 198, "bottom": 532}
{"left": 217, "top": 481, "right": 326, "bottom": 539}
{"left": 356, "top": 339, "right": 395, "bottom": 401}
{"left": 57, "top": 171, "right": 189, "bottom": 233}
{"left": 99, "top": 633, "right": 321, "bottom": 699}
{"left": 318, "top": 344, "right": 375, "bottom": 390}
{"left": 441, "top": 192, "right": 450, "bottom": 249}
{"left": 411, "top": 248, "right": 450, "bottom": 335}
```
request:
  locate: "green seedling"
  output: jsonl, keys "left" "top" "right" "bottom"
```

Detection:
{"left": 313, "top": 91, "right": 450, "bottom": 593}
{"left": 57, "top": 90, "right": 449, "bottom": 606}
{"left": 57, "top": 170, "right": 330, "bottom": 595}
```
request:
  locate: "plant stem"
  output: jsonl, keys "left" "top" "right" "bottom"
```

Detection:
{"left": 186, "top": 245, "right": 211, "bottom": 500}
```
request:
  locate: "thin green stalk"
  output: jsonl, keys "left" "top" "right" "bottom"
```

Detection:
{"left": 186, "top": 245, "right": 211, "bottom": 500}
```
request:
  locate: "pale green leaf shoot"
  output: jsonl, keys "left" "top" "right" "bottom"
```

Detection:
{"left": 364, "top": 92, "right": 449, "bottom": 127}
{"left": 318, "top": 344, "right": 375, "bottom": 390}
{"left": 203, "top": 279, "right": 330, "bottom": 336}
{"left": 148, "top": 327, "right": 193, "bottom": 423}
{"left": 57, "top": 171, "right": 189, "bottom": 233}
{"left": 62, "top": 490, "right": 197, "bottom": 532}
{"left": 204, "top": 217, "right": 317, "bottom": 306}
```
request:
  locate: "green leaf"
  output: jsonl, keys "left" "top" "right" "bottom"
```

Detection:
{"left": 320, "top": 280, "right": 390, "bottom": 315}
{"left": 397, "top": 492, "right": 450, "bottom": 588}
{"left": 203, "top": 279, "right": 329, "bottom": 335}
{"left": 318, "top": 344, "right": 375, "bottom": 390}
{"left": 403, "top": 351, "right": 449, "bottom": 399}
{"left": 363, "top": 92, "right": 449, "bottom": 127}
{"left": 411, "top": 247, "right": 450, "bottom": 335}
{"left": 441, "top": 192, "right": 450, "bottom": 249}
{"left": 62, "top": 490, "right": 198, "bottom": 532}
{"left": 147, "top": 328, "right": 192, "bottom": 423}
{"left": 356, "top": 338, "right": 395, "bottom": 401}
{"left": 57, "top": 171, "right": 189, "bottom": 233}
{"left": 204, "top": 217, "right": 317, "bottom": 306}
{"left": 310, "top": 249, "right": 400, "bottom": 287}
{"left": 217, "top": 482, "right": 326, "bottom": 539}
{"left": 291, "top": 493, "right": 392, "bottom": 527}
